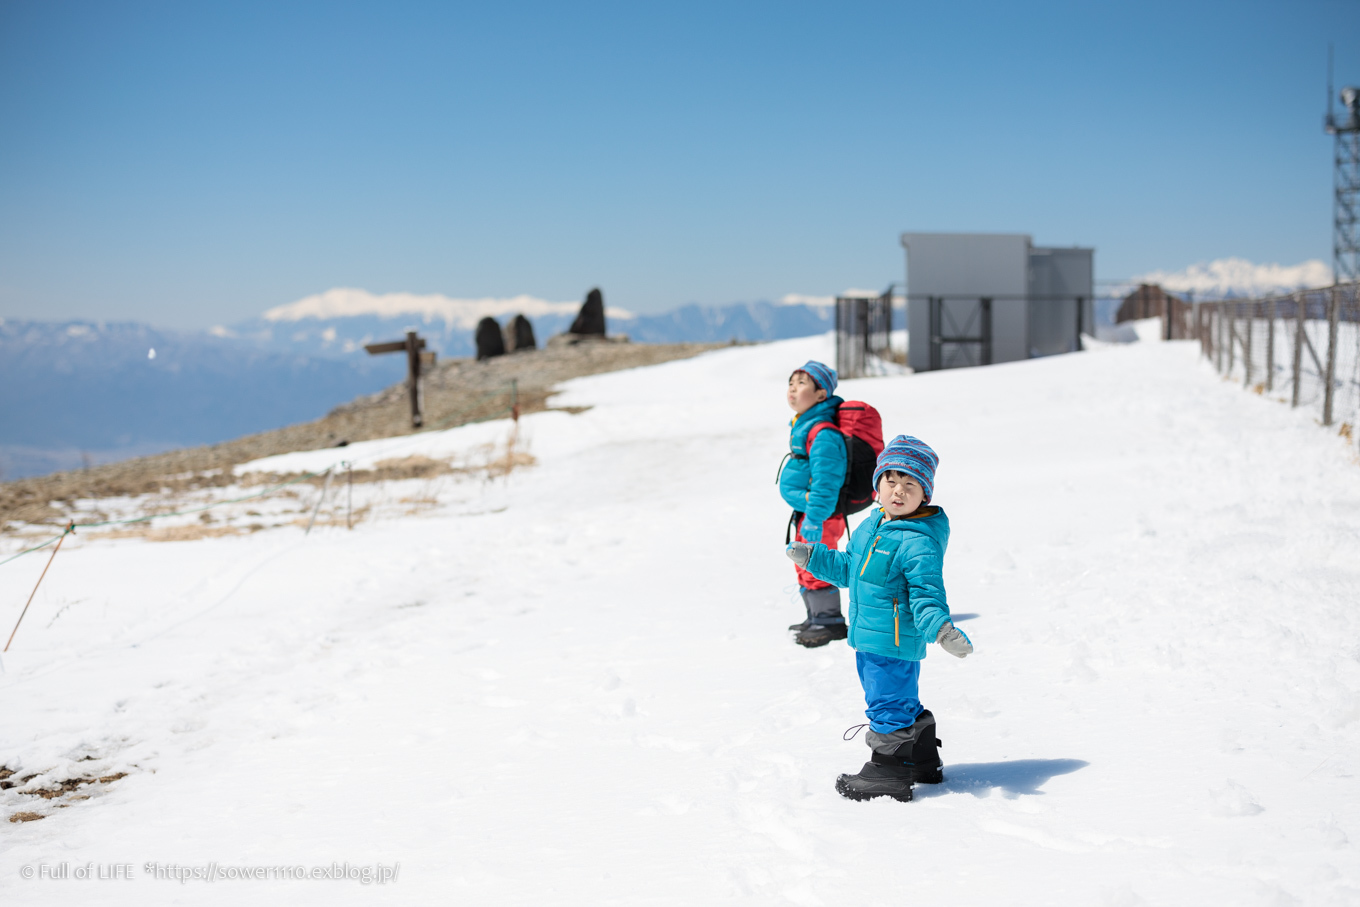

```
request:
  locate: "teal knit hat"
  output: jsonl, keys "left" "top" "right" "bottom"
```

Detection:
{"left": 793, "top": 360, "right": 838, "bottom": 395}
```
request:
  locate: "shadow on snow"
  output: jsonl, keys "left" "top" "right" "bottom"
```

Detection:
{"left": 915, "top": 758, "right": 1089, "bottom": 799}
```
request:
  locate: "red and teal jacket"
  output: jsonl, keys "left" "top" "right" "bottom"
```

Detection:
{"left": 779, "top": 396, "right": 847, "bottom": 540}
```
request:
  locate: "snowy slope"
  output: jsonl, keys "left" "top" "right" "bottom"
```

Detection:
{"left": 1, "top": 336, "right": 1359, "bottom": 906}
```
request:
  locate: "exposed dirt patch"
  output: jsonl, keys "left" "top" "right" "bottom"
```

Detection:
{"left": 1, "top": 340, "right": 727, "bottom": 529}
{"left": 3, "top": 768, "right": 129, "bottom": 822}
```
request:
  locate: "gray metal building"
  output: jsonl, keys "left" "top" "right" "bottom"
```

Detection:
{"left": 900, "top": 232, "right": 1094, "bottom": 371}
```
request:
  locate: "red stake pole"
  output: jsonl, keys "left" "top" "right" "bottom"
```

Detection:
{"left": 5, "top": 521, "right": 74, "bottom": 653}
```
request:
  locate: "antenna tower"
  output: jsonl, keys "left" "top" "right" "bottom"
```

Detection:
{"left": 1325, "top": 49, "right": 1360, "bottom": 282}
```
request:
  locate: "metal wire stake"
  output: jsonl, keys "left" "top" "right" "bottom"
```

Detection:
{"left": 5, "top": 522, "right": 74, "bottom": 653}
{"left": 305, "top": 467, "right": 334, "bottom": 535}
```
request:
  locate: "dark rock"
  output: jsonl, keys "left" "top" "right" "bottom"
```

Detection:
{"left": 569, "top": 288, "right": 606, "bottom": 336}
{"left": 475, "top": 317, "right": 506, "bottom": 360}
{"left": 504, "top": 314, "right": 537, "bottom": 352}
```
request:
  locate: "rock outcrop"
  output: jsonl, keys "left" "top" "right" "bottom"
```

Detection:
{"left": 475, "top": 317, "right": 506, "bottom": 360}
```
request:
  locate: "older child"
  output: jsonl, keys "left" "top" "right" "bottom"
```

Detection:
{"left": 780, "top": 361, "right": 848, "bottom": 647}
{"left": 787, "top": 435, "right": 973, "bottom": 801}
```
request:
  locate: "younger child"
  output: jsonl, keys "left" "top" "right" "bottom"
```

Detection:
{"left": 786, "top": 435, "right": 974, "bottom": 802}
{"left": 780, "top": 361, "right": 848, "bottom": 648}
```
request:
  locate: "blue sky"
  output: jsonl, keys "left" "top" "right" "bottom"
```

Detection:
{"left": 1, "top": 0, "right": 1357, "bottom": 328}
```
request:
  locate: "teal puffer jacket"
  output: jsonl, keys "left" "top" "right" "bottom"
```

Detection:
{"left": 804, "top": 506, "right": 952, "bottom": 660}
{"left": 779, "top": 396, "right": 848, "bottom": 525}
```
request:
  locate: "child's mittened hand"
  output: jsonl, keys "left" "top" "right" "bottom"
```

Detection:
{"left": 785, "top": 543, "right": 812, "bottom": 567}
{"left": 800, "top": 520, "right": 823, "bottom": 543}
{"left": 936, "top": 621, "right": 973, "bottom": 658}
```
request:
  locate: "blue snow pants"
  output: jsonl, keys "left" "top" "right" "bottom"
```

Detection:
{"left": 856, "top": 651, "right": 922, "bottom": 733}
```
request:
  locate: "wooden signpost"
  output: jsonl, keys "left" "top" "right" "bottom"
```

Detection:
{"left": 365, "top": 331, "right": 435, "bottom": 428}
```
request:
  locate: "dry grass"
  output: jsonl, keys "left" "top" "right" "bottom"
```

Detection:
{"left": 89, "top": 525, "right": 255, "bottom": 543}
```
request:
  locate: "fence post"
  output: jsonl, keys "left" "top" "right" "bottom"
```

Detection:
{"left": 1218, "top": 304, "right": 1229, "bottom": 372}
{"left": 1243, "top": 301, "right": 1253, "bottom": 388}
{"left": 1265, "top": 298, "right": 1275, "bottom": 391}
{"left": 1322, "top": 287, "right": 1340, "bottom": 426}
{"left": 1227, "top": 304, "right": 1236, "bottom": 374}
{"left": 1292, "top": 292, "right": 1306, "bottom": 408}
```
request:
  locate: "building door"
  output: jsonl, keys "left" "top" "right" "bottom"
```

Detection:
{"left": 929, "top": 296, "right": 992, "bottom": 369}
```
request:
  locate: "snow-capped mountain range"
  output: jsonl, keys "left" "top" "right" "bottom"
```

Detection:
{"left": 215, "top": 287, "right": 833, "bottom": 361}
{"left": 1131, "top": 257, "right": 1332, "bottom": 299}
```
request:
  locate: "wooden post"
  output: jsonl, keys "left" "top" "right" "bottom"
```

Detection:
{"left": 510, "top": 379, "right": 520, "bottom": 423}
{"left": 1265, "top": 298, "right": 1275, "bottom": 391}
{"left": 405, "top": 331, "right": 422, "bottom": 428}
{"left": 1291, "top": 292, "right": 1306, "bottom": 408}
{"left": 1227, "top": 304, "right": 1236, "bottom": 374}
{"left": 1218, "top": 304, "right": 1229, "bottom": 372}
{"left": 364, "top": 333, "right": 431, "bottom": 429}
{"left": 1243, "top": 302, "right": 1253, "bottom": 388}
{"left": 1323, "top": 286, "right": 1340, "bottom": 426}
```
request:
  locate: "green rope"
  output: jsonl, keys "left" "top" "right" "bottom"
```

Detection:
{"left": 0, "top": 470, "right": 327, "bottom": 567}
{"left": 0, "top": 532, "right": 66, "bottom": 569}
{"left": 72, "top": 468, "right": 327, "bottom": 530}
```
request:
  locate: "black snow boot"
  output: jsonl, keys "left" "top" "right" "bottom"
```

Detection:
{"left": 835, "top": 749, "right": 914, "bottom": 802}
{"left": 796, "top": 622, "right": 847, "bottom": 648}
{"left": 908, "top": 709, "right": 944, "bottom": 784}
{"left": 795, "top": 588, "right": 845, "bottom": 646}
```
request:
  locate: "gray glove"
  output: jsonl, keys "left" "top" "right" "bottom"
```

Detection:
{"left": 936, "top": 621, "right": 973, "bottom": 658}
{"left": 785, "top": 542, "right": 812, "bottom": 568}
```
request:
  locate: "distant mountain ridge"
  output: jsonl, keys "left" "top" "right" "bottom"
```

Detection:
{"left": 0, "top": 295, "right": 832, "bottom": 479}
{"left": 0, "top": 319, "right": 408, "bottom": 480}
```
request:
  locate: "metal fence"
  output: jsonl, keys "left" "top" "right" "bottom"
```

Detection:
{"left": 1197, "top": 282, "right": 1360, "bottom": 445}
{"left": 835, "top": 291, "right": 895, "bottom": 379}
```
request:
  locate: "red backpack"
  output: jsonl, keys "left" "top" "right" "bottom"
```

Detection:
{"left": 793, "top": 401, "right": 885, "bottom": 516}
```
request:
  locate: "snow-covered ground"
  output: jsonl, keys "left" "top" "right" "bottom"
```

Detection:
{"left": 1, "top": 335, "right": 1359, "bottom": 906}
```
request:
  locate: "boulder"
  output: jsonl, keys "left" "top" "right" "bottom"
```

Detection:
{"left": 569, "top": 287, "right": 607, "bottom": 336}
{"left": 504, "top": 314, "right": 537, "bottom": 352}
{"left": 475, "top": 317, "right": 506, "bottom": 360}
